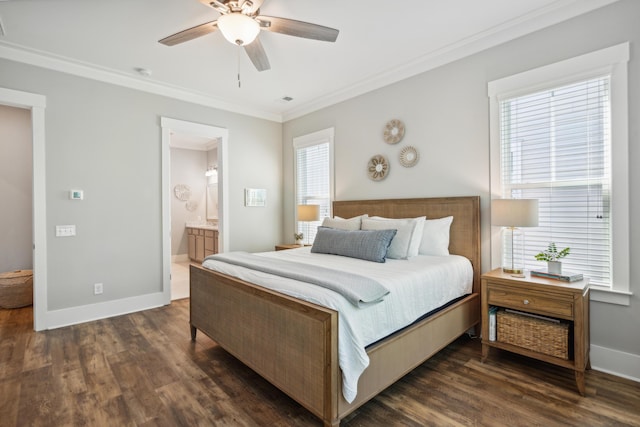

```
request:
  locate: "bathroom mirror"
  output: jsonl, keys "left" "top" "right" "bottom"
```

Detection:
{"left": 206, "top": 183, "right": 218, "bottom": 220}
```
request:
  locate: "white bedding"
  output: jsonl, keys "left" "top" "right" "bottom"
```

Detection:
{"left": 201, "top": 246, "right": 473, "bottom": 403}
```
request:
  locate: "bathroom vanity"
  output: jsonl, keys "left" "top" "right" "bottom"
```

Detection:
{"left": 187, "top": 225, "right": 218, "bottom": 262}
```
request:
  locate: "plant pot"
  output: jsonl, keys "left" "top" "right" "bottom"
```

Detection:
{"left": 547, "top": 261, "right": 562, "bottom": 275}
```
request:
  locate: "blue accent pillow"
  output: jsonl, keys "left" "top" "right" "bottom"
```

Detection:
{"left": 311, "top": 227, "right": 397, "bottom": 263}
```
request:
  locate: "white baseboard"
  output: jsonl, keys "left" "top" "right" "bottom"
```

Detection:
{"left": 172, "top": 254, "right": 190, "bottom": 263}
{"left": 42, "top": 292, "right": 168, "bottom": 330}
{"left": 591, "top": 344, "right": 640, "bottom": 383}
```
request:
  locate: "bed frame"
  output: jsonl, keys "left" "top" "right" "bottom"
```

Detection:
{"left": 190, "top": 196, "right": 481, "bottom": 426}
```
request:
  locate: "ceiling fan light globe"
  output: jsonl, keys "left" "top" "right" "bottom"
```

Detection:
{"left": 217, "top": 13, "right": 260, "bottom": 46}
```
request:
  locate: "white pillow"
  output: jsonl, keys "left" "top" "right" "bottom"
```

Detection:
{"left": 321, "top": 214, "right": 368, "bottom": 231}
{"left": 362, "top": 216, "right": 425, "bottom": 259}
{"left": 419, "top": 216, "right": 453, "bottom": 256}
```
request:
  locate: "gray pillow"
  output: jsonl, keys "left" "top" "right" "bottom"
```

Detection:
{"left": 311, "top": 227, "right": 397, "bottom": 263}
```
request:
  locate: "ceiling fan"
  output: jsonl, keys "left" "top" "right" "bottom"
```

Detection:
{"left": 159, "top": 0, "right": 339, "bottom": 72}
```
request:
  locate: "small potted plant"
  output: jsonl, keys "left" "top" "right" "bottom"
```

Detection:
{"left": 294, "top": 232, "right": 304, "bottom": 246}
{"left": 534, "top": 243, "right": 570, "bottom": 274}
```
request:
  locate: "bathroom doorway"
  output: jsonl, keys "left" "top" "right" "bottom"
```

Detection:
{"left": 160, "top": 118, "right": 228, "bottom": 304}
{"left": 169, "top": 135, "right": 218, "bottom": 300}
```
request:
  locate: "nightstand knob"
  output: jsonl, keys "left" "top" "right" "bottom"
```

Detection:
{"left": 523, "top": 299, "right": 530, "bottom": 305}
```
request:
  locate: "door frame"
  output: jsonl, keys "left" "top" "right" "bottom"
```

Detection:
{"left": 0, "top": 87, "right": 47, "bottom": 330}
{"left": 160, "top": 117, "right": 229, "bottom": 304}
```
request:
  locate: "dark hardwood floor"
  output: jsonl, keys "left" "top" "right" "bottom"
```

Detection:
{"left": 1, "top": 300, "right": 639, "bottom": 426}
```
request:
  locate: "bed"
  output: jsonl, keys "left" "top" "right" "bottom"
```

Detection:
{"left": 189, "top": 196, "right": 481, "bottom": 426}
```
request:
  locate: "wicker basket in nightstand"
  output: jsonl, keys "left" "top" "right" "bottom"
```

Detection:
{"left": 497, "top": 309, "right": 570, "bottom": 360}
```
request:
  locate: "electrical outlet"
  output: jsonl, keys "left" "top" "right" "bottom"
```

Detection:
{"left": 94, "top": 283, "right": 103, "bottom": 295}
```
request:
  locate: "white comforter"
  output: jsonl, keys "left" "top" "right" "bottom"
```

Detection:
{"left": 202, "top": 246, "right": 473, "bottom": 403}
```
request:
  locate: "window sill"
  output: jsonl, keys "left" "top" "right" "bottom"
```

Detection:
{"left": 589, "top": 285, "right": 632, "bottom": 306}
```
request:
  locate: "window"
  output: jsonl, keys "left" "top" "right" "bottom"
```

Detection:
{"left": 293, "top": 128, "right": 334, "bottom": 243}
{"left": 489, "top": 43, "right": 630, "bottom": 305}
{"left": 500, "top": 76, "right": 610, "bottom": 283}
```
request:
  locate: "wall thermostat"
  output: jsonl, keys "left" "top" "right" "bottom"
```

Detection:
{"left": 70, "top": 189, "right": 84, "bottom": 200}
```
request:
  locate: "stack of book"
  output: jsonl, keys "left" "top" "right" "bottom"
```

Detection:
{"left": 530, "top": 269, "right": 583, "bottom": 282}
{"left": 488, "top": 306, "right": 498, "bottom": 341}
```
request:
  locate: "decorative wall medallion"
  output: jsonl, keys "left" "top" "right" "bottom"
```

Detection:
{"left": 399, "top": 146, "right": 419, "bottom": 167}
{"left": 383, "top": 119, "right": 405, "bottom": 144}
{"left": 368, "top": 155, "right": 389, "bottom": 181}
{"left": 174, "top": 184, "right": 191, "bottom": 201}
{"left": 185, "top": 200, "right": 198, "bottom": 211}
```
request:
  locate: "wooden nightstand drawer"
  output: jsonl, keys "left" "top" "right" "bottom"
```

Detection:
{"left": 488, "top": 287, "right": 573, "bottom": 319}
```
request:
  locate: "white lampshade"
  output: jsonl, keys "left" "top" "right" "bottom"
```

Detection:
{"left": 217, "top": 13, "right": 260, "bottom": 46}
{"left": 491, "top": 199, "right": 539, "bottom": 227}
{"left": 297, "top": 204, "right": 320, "bottom": 222}
{"left": 492, "top": 199, "right": 539, "bottom": 274}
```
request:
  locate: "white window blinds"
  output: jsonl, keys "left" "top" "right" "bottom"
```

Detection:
{"left": 295, "top": 140, "right": 330, "bottom": 243}
{"left": 499, "top": 76, "right": 611, "bottom": 286}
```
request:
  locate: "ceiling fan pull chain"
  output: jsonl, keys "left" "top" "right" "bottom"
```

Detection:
{"left": 237, "top": 46, "right": 242, "bottom": 88}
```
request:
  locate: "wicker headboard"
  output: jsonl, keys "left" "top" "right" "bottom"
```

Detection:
{"left": 333, "top": 196, "right": 481, "bottom": 293}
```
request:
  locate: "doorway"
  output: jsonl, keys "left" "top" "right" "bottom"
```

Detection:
{"left": 160, "top": 118, "right": 229, "bottom": 304}
{"left": 0, "top": 87, "right": 47, "bottom": 330}
{"left": 169, "top": 135, "right": 218, "bottom": 300}
{"left": 0, "top": 104, "right": 32, "bottom": 306}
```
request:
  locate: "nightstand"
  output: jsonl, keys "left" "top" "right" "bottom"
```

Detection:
{"left": 275, "top": 244, "right": 307, "bottom": 251}
{"left": 481, "top": 268, "right": 590, "bottom": 395}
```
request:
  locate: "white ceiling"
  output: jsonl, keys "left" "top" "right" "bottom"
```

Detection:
{"left": 0, "top": 0, "right": 618, "bottom": 122}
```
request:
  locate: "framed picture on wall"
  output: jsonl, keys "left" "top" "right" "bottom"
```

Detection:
{"left": 244, "top": 188, "right": 266, "bottom": 207}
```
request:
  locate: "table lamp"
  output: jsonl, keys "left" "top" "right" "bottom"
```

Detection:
{"left": 297, "top": 204, "right": 320, "bottom": 245}
{"left": 491, "top": 199, "right": 539, "bottom": 274}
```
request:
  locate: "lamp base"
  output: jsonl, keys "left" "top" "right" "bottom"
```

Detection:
{"left": 500, "top": 226, "right": 525, "bottom": 277}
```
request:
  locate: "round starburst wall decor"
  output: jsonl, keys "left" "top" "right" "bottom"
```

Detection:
{"left": 399, "top": 146, "right": 419, "bottom": 167}
{"left": 383, "top": 119, "right": 405, "bottom": 144}
{"left": 174, "top": 184, "right": 191, "bottom": 201}
{"left": 368, "top": 155, "right": 389, "bottom": 181}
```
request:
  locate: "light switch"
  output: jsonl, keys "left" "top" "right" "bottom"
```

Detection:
{"left": 56, "top": 225, "right": 76, "bottom": 237}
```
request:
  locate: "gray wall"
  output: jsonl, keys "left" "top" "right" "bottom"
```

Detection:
{"left": 0, "top": 104, "right": 32, "bottom": 272}
{"left": 283, "top": 0, "right": 640, "bottom": 359}
{"left": 0, "top": 59, "right": 282, "bottom": 311}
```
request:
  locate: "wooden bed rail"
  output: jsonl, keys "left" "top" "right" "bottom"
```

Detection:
{"left": 190, "top": 264, "right": 341, "bottom": 424}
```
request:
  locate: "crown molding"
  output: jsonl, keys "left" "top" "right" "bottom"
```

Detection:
{"left": 0, "top": 41, "right": 283, "bottom": 123}
{"left": 281, "top": 0, "right": 620, "bottom": 122}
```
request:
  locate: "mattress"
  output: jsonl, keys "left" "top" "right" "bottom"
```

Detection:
{"left": 202, "top": 246, "right": 473, "bottom": 403}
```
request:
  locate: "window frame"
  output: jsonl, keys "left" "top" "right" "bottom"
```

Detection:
{"left": 488, "top": 43, "right": 630, "bottom": 305}
{"left": 293, "top": 127, "right": 335, "bottom": 243}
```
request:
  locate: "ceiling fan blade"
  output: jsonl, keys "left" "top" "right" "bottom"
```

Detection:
{"left": 258, "top": 16, "right": 338, "bottom": 42}
{"left": 159, "top": 21, "right": 218, "bottom": 46}
{"left": 244, "top": 37, "right": 270, "bottom": 71}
